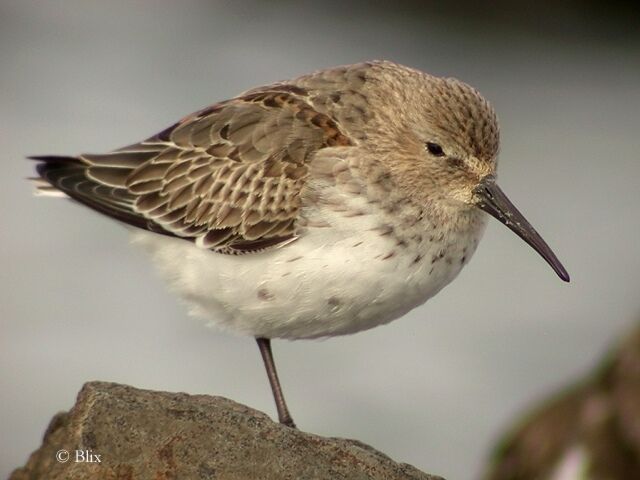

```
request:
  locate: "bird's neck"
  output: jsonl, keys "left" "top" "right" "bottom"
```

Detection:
{"left": 383, "top": 198, "right": 484, "bottom": 251}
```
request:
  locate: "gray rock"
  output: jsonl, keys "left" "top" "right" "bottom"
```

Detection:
{"left": 484, "top": 323, "right": 640, "bottom": 480}
{"left": 10, "top": 382, "right": 443, "bottom": 480}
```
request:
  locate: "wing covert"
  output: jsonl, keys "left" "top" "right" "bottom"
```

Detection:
{"left": 37, "top": 87, "right": 352, "bottom": 254}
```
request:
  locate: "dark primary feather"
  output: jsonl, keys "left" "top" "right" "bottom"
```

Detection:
{"left": 33, "top": 155, "right": 170, "bottom": 235}
{"left": 32, "top": 85, "right": 353, "bottom": 253}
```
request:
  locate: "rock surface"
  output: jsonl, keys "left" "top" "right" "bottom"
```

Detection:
{"left": 10, "top": 382, "right": 443, "bottom": 480}
{"left": 484, "top": 322, "right": 640, "bottom": 480}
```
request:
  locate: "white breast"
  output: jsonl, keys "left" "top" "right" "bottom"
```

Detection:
{"left": 130, "top": 187, "right": 486, "bottom": 339}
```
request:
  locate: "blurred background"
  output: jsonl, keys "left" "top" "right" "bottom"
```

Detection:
{"left": 1, "top": 1, "right": 639, "bottom": 478}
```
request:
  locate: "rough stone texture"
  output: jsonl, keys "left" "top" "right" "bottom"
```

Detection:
{"left": 10, "top": 382, "right": 443, "bottom": 480}
{"left": 484, "top": 322, "right": 640, "bottom": 480}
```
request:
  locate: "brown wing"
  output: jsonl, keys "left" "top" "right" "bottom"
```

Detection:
{"left": 34, "top": 88, "right": 352, "bottom": 253}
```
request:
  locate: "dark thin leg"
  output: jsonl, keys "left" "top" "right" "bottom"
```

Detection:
{"left": 256, "top": 337, "right": 296, "bottom": 428}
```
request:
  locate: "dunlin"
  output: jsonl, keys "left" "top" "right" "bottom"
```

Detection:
{"left": 32, "top": 61, "right": 569, "bottom": 428}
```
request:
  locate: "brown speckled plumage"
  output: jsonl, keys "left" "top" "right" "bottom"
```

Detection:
{"left": 33, "top": 61, "right": 501, "bottom": 255}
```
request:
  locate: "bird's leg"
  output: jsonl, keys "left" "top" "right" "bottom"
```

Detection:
{"left": 256, "top": 337, "right": 296, "bottom": 428}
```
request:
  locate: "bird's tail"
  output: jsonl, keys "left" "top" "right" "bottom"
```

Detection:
{"left": 28, "top": 154, "right": 167, "bottom": 233}
{"left": 28, "top": 155, "right": 84, "bottom": 198}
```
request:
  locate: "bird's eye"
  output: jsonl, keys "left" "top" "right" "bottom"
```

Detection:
{"left": 426, "top": 142, "right": 445, "bottom": 157}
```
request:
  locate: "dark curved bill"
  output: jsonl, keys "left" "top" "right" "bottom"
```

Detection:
{"left": 473, "top": 177, "right": 570, "bottom": 282}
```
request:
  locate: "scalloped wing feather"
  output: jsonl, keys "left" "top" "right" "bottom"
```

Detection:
{"left": 35, "top": 88, "right": 352, "bottom": 254}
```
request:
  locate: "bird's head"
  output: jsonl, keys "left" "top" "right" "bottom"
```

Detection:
{"left": 368, "top": 63, "right": 569, "bottom": 281}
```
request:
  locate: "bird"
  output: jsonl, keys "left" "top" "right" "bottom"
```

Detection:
{"left": 31, "top": 60, "right": 569, "bottom": 428}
